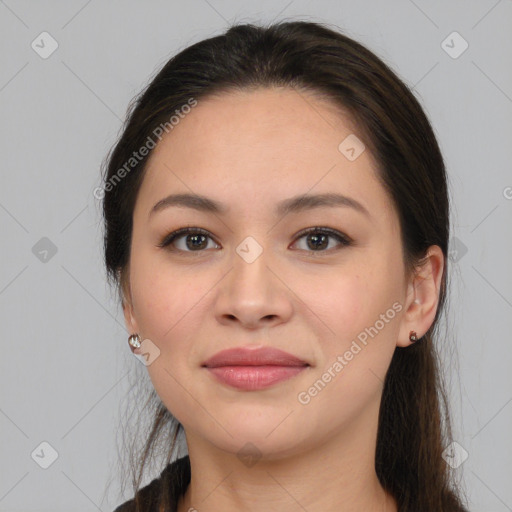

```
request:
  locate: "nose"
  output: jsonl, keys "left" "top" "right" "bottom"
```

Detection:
{"left": 213, "top": 246, "right": 293, "bottom": 330}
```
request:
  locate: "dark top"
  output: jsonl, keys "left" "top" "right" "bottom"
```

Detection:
{"left": 113, "top": 455, "right": 191, "bottom": 512}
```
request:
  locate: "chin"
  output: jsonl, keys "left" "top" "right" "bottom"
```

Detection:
{"left": 198, "top": 419, "right": 312, "bottom": 459}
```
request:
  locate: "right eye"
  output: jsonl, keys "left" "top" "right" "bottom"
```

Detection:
{"left": 157, "top": 227, "right": 220, "bottom": 253}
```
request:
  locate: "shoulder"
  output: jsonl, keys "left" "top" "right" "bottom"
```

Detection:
{"left": 112, "top": 455, "right": 191, "bottom": 512}
{"left": 112, "top": 473, "right": 161, "bottom": 512}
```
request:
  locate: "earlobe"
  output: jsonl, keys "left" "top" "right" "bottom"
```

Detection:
{"left": 396, "top": 245, "right": 444, "bottom": 347}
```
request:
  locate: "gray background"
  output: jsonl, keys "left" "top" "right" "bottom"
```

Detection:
{"left": 1, "top": 0, "right": 511, "bottom": 510}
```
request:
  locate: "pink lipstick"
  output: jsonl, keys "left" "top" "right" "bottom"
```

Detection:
{"left": 202, "top": 346, "right": 309, "bottom": 391}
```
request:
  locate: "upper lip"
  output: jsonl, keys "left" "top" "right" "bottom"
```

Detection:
{"left": 202, "top": 346, "right": 309, "bottom": 368}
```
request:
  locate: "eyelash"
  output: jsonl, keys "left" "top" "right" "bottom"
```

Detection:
{"left": 157, "top": 226, "right": 352, "bottom": 255}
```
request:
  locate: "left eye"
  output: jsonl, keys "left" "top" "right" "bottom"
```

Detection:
{"left": 158, "top": 227, "right": 352, "bottom": 254}
{"left": 292, "top": 227, "right": 352, "bottom": 252}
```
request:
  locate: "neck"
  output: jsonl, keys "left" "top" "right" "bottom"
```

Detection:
{"left": 176, "top": 397, "right": 397, "bottom": 512}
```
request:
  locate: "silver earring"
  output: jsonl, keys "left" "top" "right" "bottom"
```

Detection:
{"left": 128, "top": 334, "right": 141, "bottom": 352}
{"left": 409, "top": 330, "right": 419, "bottom": 343}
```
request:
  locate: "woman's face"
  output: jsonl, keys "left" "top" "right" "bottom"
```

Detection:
{"left": 123, "top": 87, "right": 421, "bottom": 459}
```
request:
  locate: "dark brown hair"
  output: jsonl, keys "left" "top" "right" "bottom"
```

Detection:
{"left": 102, "top": 20, "right": 469, "bottom": 511}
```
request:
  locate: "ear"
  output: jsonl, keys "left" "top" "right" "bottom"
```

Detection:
{"left": 396, "top": 245, "right": 444, "bottom": 347}
{"left": 121, "top": 272, "right": 140, "bottom": 335}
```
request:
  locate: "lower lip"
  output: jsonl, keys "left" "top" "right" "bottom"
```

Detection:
{"left": 206, "top": 365, "right": 307, "bottom": 390}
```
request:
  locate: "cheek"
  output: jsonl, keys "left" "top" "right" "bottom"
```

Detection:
{"left": 129, "top": 248, "right": 202, "bottom": 342}
{"left": 303, "top": 258, "right": 403, "bottom": 382}
{"left": 299, "top": 264, "right": 394, "bottom": 337}
{"left": 129, "top": 261, "right": 204, "bottom": 421}
{"left": 294, "top": 270, "right": 400, "bottom": 419}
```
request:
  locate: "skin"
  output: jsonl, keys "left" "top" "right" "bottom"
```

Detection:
{"left": 122, "top": 87, "right": 444, "bottom": 512}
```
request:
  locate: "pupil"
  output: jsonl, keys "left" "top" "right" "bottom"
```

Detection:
{"left": 187, "top": 234, "right": 207, "bottom": 250}
{"left": 308, "top": 233, "right": 327, "bottom": 250}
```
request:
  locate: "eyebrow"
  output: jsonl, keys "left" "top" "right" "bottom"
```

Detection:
{"left": 149, "top": 192, "right": 371, "bottom": 219}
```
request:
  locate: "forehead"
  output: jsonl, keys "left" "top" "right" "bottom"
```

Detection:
{"left": 137, "top": 87, "right": 395, "bottom": 223}
{"left": 147, "top": 86, "right": 364, "bottom": 167}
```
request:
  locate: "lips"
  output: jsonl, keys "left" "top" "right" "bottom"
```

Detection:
{"left": 202, "top": 346, "right": 309, "bottom": 368}
{"left": 202, "top": 346, "right": 309, "bottom": 391}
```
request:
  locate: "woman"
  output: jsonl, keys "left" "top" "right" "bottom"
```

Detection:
{"left": 102, "top": 20, "right": 469, "bottom": 512}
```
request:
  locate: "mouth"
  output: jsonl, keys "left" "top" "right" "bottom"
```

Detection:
{"left": 202, "top": 345, "right": 309, "bottom": 367}
{"left": 202, "top": 346, "right": 310, "bottom": 391}
{"left": 205, "top": 365, "right": 307, "bottom": 390}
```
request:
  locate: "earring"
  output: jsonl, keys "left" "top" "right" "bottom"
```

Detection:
{"left": 409, "top": 330, "right": 419, "bottom": 343}
{"left": 128, "top": 334, "right": 141, "bottom": 352}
